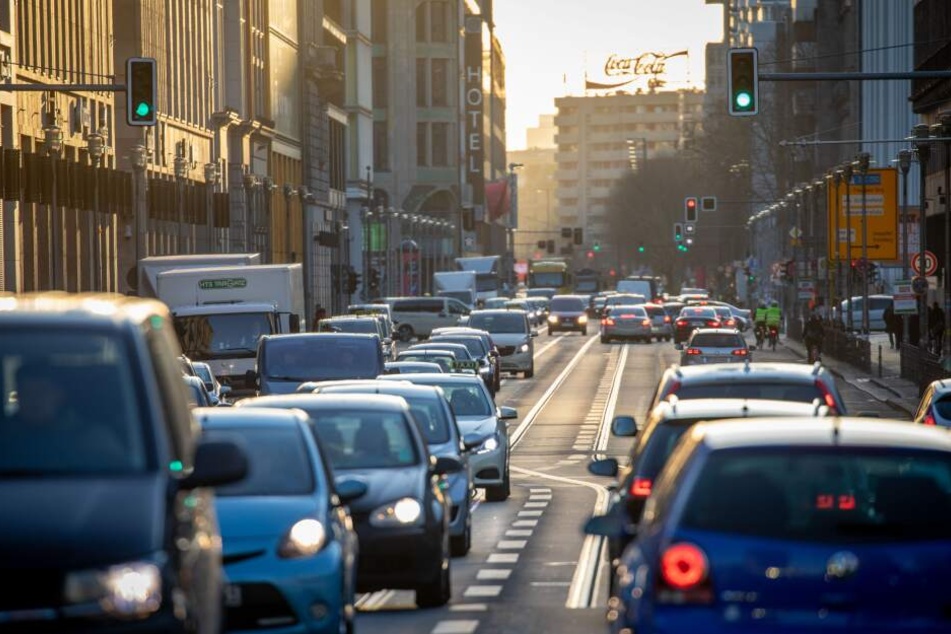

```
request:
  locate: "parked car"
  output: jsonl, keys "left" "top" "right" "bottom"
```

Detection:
{"left": 587, "top": 417, "right": 951, "bottom": 633}
{"left": 913, "top": 378, "right": 951, "bottom": 428}
{"left": 195, "top": 407, "right": 361, "bottom": 634}
{"left": 600, "top": 305, "right": 652, "bottom": 343}
{"left": 676, "top": 328, "right": 751, "bottom": 365}
{"left": 235, "top": 393, "right": 460, "bottom": 607}
{"left": 252, "top": 333, "right": 385, "bottom": 395}
{"left": 835, "top": 294, "right": 893, "bottom": 331}
{"left": 0, "top": 292, "right": 248, "bottom": 633}
{"left": 377, "top": 373, "right": 516, "bottom": 501}
{"left": 466, "top": 309, "right": 537, "bottom": 379}
{"left": 546, "top": 295, "right": 590, "bottom": 335}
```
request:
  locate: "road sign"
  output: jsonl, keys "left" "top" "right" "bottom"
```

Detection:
{"left": 789, "top": 226, "right": 802, "bottom": 239}
{"left": 464, "top": 235, "right": 476, "bottom": 249}
{"left": 826, "top": 168, "right": 899, "bottom": 262}
{"left": 893, "top": 280, "right": 918, "bottom": 314}
{"left": 912, "top": 276, "right": 929, "bottom": 295}
{"left": 797, "top": 279, "right": 815, "bottom": 300}
{"left": 911, "top": 250, "right": 938, "bottom": 276}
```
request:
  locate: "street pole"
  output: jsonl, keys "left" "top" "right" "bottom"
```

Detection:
{"left": 856, "top": 152, "right": 871, "bottom": 334}
{"left": 939, "top": 112, "right": 951, "bottom": 362}
{"left": 842, "top": 162, "right": 854, "bottom": 332}
{"left": 174, "top": 156, "right": 188, "bottom": 253}
{"left": 282, "top": 184, "right": 297, "bottom": 262}
{"left": 913, "top": 124, "right": 931, "bottom": 350}
{"left": 831, "top": 169, "right": 843, "bottom": 319}
{"left": 898, "top": 150, "right": 912, "bottom": 344}
{"left": 44, "top": 125, "right": 64, "bottom": 289}
{"left": 130, "top": 145, "right": 149, "bottom": 276}
{"left": 204, "top": 163, "right": 218, "bottom": 253}
{"left": 87, "top": 133, "right": 105, "bottom": 290}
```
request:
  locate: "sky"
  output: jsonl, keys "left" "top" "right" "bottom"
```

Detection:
{"left": 493, "top": 0, "right": 724, "bottom": 150}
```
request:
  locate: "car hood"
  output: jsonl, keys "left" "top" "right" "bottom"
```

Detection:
{"left": 216, "top": 496, "right": 322, "bottom": 542}
{"left": 0, "top": 475, "right": 165, "bottom": 569}
{"left": 454, "top": 415, "right": 499, "bottom": 438}
{"left": 334, "top": 466, "right": 426, "bottom": 514}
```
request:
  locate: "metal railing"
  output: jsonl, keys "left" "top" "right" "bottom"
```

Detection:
{"left": 900, "top": 343, "right": 946, "bottom": 394}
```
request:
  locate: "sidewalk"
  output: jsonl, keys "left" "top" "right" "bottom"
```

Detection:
{"left": 781, "top": 334, "right": 920, "bottom": 418}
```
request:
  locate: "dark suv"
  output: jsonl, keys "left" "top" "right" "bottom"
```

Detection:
{"left": 547, "top": 295, "right": 590, "bottom": 335}
{"left": 0, "top": 292, "right": 247, "bottom": 633}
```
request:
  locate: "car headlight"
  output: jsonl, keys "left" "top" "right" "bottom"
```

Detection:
{"left": 548, "top": 315, "right": 559, "bottom": 323}
{"left": 370, "top": 497, "right": 423, "bottom": 527}
{"left": 476, "top": 433, "right": 501, "bottom": 454}
{"left": 279, "top": 518, "right": 327, "bottom": 558}
{"left": 578, "top": 315, "right": 588, "bottom": 324}
{"left": 519, "top": 343, "right": 530, "bottom": 353}
{"left": 65, "top": 560, "right": 162, "bottom": 618}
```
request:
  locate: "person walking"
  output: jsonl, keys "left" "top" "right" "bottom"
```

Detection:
{"left": 893, "top": 311, "right": 904, "bottom": 349}
{"left": 931, "top": 301, "right": 945, "bottom": 355}
{"left": 883, "top": 304, "right": 895, "bottom": 349}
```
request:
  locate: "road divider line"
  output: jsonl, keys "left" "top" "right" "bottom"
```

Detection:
{"left": 594, "top": 343, "right": 628, "bottom": 460}
{"left": 509, "top": 335, "right": 599, "bottom": 449}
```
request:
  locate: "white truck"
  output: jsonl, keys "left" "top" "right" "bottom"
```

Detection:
{"left": 455, "top": 255, "right": 502, "bottom": 302}
{"left": 433, "top": 271, "right": 478, "bottom": 308}
{"left": 155, "top": 263, "right": 305, "bottom": 396}
{"left": 138, "top": 253, "right": 261, "bottom": 298}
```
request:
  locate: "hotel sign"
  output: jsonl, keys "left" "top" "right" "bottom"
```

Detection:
{"left": 464, "top": 17, "right": 485, "bottom": 207}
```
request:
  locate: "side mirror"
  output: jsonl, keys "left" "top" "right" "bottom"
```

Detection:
{"left": 245, "top": 369, "right": 259, "bottom": 390}
{"left": 181, "top": 440, "right": 248, "bottom": 489}
{"left": 583, "top": 513, "right": 630, "bottom": 538}
{"left": 462, "top": 432, "right": 485, "bottom": 450}
{"left": 220, "top": 385, "right": 233, "bottom": 396}
{"left": 530, "top": 330, "right": 539, "bottom": 337}
{"left": 674, "top": 343, "right": 684, "bottom": 350}
{"left": 335, "top": 478, "right": 368, "bottom": 503}
{"left": 498, "top": 406, "right": 518, "bottom": 420}
{"left": 587, "top": 458, "right": 619, "bottom": 478}
{"left": 432, "top": 455, "right": 464, "bottom": 475}
{"left": 611, "top": 415, "right": 638, "bottom": 437}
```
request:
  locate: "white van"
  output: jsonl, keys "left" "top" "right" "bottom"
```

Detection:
{"left": 388, "top": 297, "right": 471, "bottom": 341}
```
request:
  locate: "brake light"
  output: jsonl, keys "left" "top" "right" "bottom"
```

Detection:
{"left": 726, "top": 318, "right": 736, "bottom": 327}
{"left": 642, "top": 319, "right": 652, "bottom": 327}
{"left": 629, "top": 477, "right": 652, "bottom": 497}
{"left": 602, "top": 318, "right": 615, "bottom": 326}
{"left": 731, "top": 349, "right": 748, "bottom": 356}
{"left": 706, "top": 320, "right": 721, "bottom": 327}
{"left": 661, "top": 543, "right": 707, "bottom": 589}
{"left": 814, "top": 380, "right": 838, "bottom": 413}
{"left": 665, "top": 380, "right": 681, "bottom": 397}
{"left": 664, "top": 315, "right": 671, "bottom": 323}
{"left": 685, "top": 348, "right": 701, "bottom": 355}
{"left": 924, "top": 408, "right": 936, "bottom": 426}
{"left": 675, "top": 319, "right": 688, "bottom": 327}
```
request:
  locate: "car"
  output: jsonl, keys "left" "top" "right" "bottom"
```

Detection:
{"left": 193, "top": 361, "right": 233, "bottom": 405}
{"left": 525, "top": 297, "right": 550, "bottom": 322}
{"left": 587, "top": 398, "right": 832, "bottom": 596}
{"left": 0, "top": 292, "right": 248, "bottom": 633}
{"left": 235, "top": 393, "right": 460, "bottom": 607}
{"left": 377, "top": 372, "right": 516, "bottom": 501}
{"left": 600, "top": 304, "right": 652, "bottom": 343}
{"left": 407, "top": 342, "right": 480, "bottom": 376}
{"left": 309, "top": 381, "right": 480, "bottom": 555}
{"left": 429, "top": 327, "right": 503, "bottom": 392}
{"left": 546, "top": 294, "right": 590, "bottom": 335}
{"left": 836, "top": 294, "right": 893, "bottom": 331}
{"left": 641, "top": 303, "right": 673, "bottom": 342}
{"left": 395, "top": 349, "right": 457, "bottom": 373}
{"left": 318, "top": 315, "right": 397, "bottom": 361}
{"left": 673, "top": 305, "right": 721, "bottom": 343}
{"left": 525, "top": 287, "right": 557, "bottom": 300}
{"left": 184, "top": 373, "right": 215, "bottom": 407}
{"left": 912, "top": 378, "right": 951, "bottom": 428}
{"left": 504, "top": 298, "right": 541, "bottom": 326}
{"left": 648, "top": 361, "right": 848, "bottom": 416}
{"left": 195, "top": 407, "right": 361, "bottom": 634}
{"left": 429, "top": 333, "right": 499, "bottom": 393}
{"left": 676, "top": 327, "right": 751, "bottom": 365}
{"left": 587, "top": 417, "right": 951, "bottom": 634}
{"left": 347, "top": 302, "right": 396, "bottom": 340}
{"left": 481, "top": 297, "right": 510, "bottom": 310}
{"left": 385, "top": 360, "right": 446, "bottom": 374}
{"left": 466, "top": 309, "right": 537, "bottom": 379}
{"left": 660, "top": 301, "right": 685, "bottom": 322}
{"left": 252, "top": 333, "right": 385, "bottom": 395}
{"left": 603, "top": 293, "right": 648, "bottom": 314}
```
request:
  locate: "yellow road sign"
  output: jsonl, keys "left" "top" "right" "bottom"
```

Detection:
{"left": 826, "top": 167, "right": 899, "bottom": 262}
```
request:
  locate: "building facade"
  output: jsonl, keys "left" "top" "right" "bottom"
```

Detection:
{"left": 509, "top": 114, "right": 555, "bottom": 263}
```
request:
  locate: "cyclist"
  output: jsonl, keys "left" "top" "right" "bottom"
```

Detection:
{"left": 754, "top": 300, "right": 768, "bottom": 346}
{"left": 766, "top": 300, "right": 782, "bottom": 350}
{"left": 803, "top": 312, "right": 825, "bottom": 362}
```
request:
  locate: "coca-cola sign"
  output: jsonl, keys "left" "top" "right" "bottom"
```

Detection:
{"left": 604, "top": 50, "right": 687, "bottom": 77}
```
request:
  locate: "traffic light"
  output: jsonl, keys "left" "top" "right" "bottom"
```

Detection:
{"left": 586, "top": 250, "right": 594, "bottom": 259}
{"left": 368, "top": 268, "right": 380, "bottom": 290}
{"left": 573, "top": 227, "right": 583, "bottom": 245}
{"left": 673, "top": 223, "right": 683, "bottom": 242}
{"left": 727, "top": 48, "right": 758, "bottom": 116}
{"left": 593, "top": 242, "right": 601, "bottom": 252}
{"left": 637, "top": 243, "right": 645, "bottom": 253}
{"left": 126, "top": 57, "right": 158, "bottom": 126}
{"left": 347, "top": 270, "right": 361, "bottom": 294}
{"left": 685, "top": 197, "right": 698, "bottom": 222}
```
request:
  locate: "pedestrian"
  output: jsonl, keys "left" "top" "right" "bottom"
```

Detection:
{"left": 893, "top": 312, "right": 904, "bottom": 349}
{"left": 930, "top": 301, "right": 945, "bottom": 354}
{"left": 910, "top": 313, "right": 921, "bottom": 348}
{"left": 311, "top": 305, "right": 327, "bottom": 332}
{"left": 883, "top": 304, "right": 895, "bottom": 349}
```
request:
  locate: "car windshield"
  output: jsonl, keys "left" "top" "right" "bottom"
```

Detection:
{"left": 306, "top": 409, "right": 419, "bottom": 469}
{"left": 429, "top": 337, "right": 486, "bottom": 357}
{"left": 0, "top": 330, "right": 150, "bottom": 475}
{"left": 205, "top": 426, "right": 316, "bottom": 496}
{"left": 934, "top": 396, "right": 951, "bottom": 419}
{"left": 550, "top": 297, "right": 586, "bottom": 311}
{"left": 690, "top": 334, "right": 745, "bottom": 348}
{"left": 319, "top": 319, "right": 378, "bottom": 334}
{"left": 680, "top": 448, "right": 951, "bottom": 543}
{"left": 673, "top": 381, "right": 825, "bottom": 404}
{"left": 397, "top": 353, "right": 453, "bottom": 372}
{"left": 174, "top": 312, "right": 273, "bottom": 358}
{"left": 427, "top": 382, "right": 493, "bottom": 417}
{"left": 401, "top": 396, "right": 453, "bottom": 444}
{"left": 468, "top": 312, "right": 527, "bottom": 334}
{"left": 193, "top": 364, "right": 213, "bottom": 385}
{"left": 263, "top": 337, "right": 381, "bottom": 380}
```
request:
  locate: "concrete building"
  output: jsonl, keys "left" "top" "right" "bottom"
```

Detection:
{"left": 553, "top": 90, "right": 704, "bottom": 265}
{"left": 509, "top": 115, "right": 556, "bottom": 263}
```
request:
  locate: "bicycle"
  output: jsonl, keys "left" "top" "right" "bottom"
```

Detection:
{"left": 768, "top": 325, "right": 779, "bottom": 351}
{"left": 806, "top": 339, "right": 821, "bottom": 363}
{"left": 754, "top": 323, "right": 766, "bottom": 348}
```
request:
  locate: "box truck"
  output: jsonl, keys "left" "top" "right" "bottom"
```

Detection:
{"left": 454, "top": 255, "right": 502, "bottom": 301}
{"left": 433, "top": 271, "right": 478, "bottom": 308}
{"left": 137, "top": 253, "right": 260, "bottom": 298}
{"left": 155, "top": 263, "right": 304, "bottom": 396}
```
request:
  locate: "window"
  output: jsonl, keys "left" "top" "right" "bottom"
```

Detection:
{"left": 416, "top": 58, "right": 428, "bottom": 107}
{"left": 417, "top": 123, "right": 428, "bottom": 166}
{"left": 431, "top": 122, "right": 449, "bottom": 166}
{"left": 308, "top": 409, "right": 420, "bottom": 469}
{"left": 373, "top": 121, "right": 389, "bottom": 171}
{"left": 430, "top": 1, "right": 449, "bottom": 42}
{"left": 208, "top": 427, "right": 316, "bottom": 496}
{"left": 371, "top": 0, "right": 387, "bottom": 42}
{"left": 415, "top": 3, "right": 427, "bottom": 42}
{"left": 431, "top": 58, "right": 449, "bottom": 106}
{"left": 372, "top": 57, "right": 388, "bottom": 108}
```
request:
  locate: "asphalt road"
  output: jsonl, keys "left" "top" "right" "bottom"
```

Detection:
{"left": 360, "top": 328, "right": 902, "bottom": 633}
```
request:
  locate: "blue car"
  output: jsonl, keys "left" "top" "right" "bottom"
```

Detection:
{"left": 195, "top": 407, "right": 363, "bottom": 634}
{"left": 588, "top": 417, "right": 951, "bottom": 634}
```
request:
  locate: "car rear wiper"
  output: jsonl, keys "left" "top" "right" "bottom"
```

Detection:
{"left": 0, "top": 469, "right": 57, "bottom": 478}
{"left": 267, "top": 375, "right": 313, "bottom": 382}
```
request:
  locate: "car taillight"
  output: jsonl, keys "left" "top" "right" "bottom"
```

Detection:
{"left": 642, "top": 319, "right": 652, "bottom": 327}
{"left": 814, "top": 380, "right": 838, "bottom": 414}
{"left": 602, "top": 318, "right": 615, "bottom": 326}
{"left": 657, "top": 542, "right": 713, "bottom": 604}
{"left": 664, "top": 315, "right": 671, "bottom": 323}
{"left": 731, "top": 349, "right": 748, "bottom": 356}
{"left": 675, "top": 319, "right": 688, "bottom": 327}
{"left": 726, "top": 318, "right": 736, "bottom": 327}
{"left": 665, "top": 380, "right": 681, "bottom": 397}
{"left": 924, "top": 408, "right": 937, "bottom": 426}
{"left": 685, "top": 348, "right": 702, "bottom": 355}
{"left": 706, "top": 320, "right": 721, "bottom": 327}
{"left": 629, "top": 477, "right": 652, "bottom": 497}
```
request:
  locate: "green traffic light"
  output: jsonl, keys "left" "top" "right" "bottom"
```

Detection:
{"left": 735, "top": 91, "right": 752, "bottom": 109}
{"left": 637, "top": 245, "right": 645, "bottom": 253}
{"left": 135, "top": 102, "right": 151, "bottom": 117}
{"left": 593, "top": 243, "right": 601, "bottom": 252}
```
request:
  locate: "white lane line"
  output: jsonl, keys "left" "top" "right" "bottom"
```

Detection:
{"left": 518, "top": 510, "right": 544, "bottom": 517}
{"left": 450, "top": 604, "right": 488, "bottom": 612}
{"left": 498, "top": 539, "right": 528, "bottom": 549}
{"left": 593, "top": 343, "right": 629, "bottom": 459}
{"left": 477, "top": 569, "right": 513, "bottom": 581}
{"left": 356, "top": 589, "right": 396, "bottom": 611}
{"left": 432, "top": 620, "right": 480, "bottom": 634}
{"left": 487, "top": 553, "right": 519, "bottom": 564}
{"left": 530, "top": 488, "right": 551, "bottom": 493}
{"left": 506, "top": 529, "right": 533, "bottom": 537}
{"left": 513, "top": 519, "right": 538, "bottom": 527}
{"left": 529, "top": 494, "right": 552, "bottom": 500}
{"left": 509, "top": 335, "right": 599, "bottom": 448}
{"left": 531, "top": 581, "right": 572, "bottom": 587}
{"left": 524, "top": 501, "right": 549, "bottom": 508}
{"left": 464, "top": 585, "right": 503, "bottom": 598}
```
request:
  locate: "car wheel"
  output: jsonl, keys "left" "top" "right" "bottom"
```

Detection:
{"left": 416, "top": 539, "right": 451, "bottom": 608}
{"left": 486, "top": 467, "right": 511, "bottom": 502}
{"left": 548, "top": 328, "right": 554, "bottom": 336}
{"left": 397, "top": 324, "right": 414, "bottom": 342}
{"left": 665, "top": 336, "right": 672, "bottom": 342}
{"left": 523, "top": 367, "right": 534, "bottom": 379}
{"left": 339, "top": 598, "right": 355, "bottom": 634}
{"left": 600, "top": 335, "right": 609, "bottom": 344}
{"left": 450, "top": 515, "right": 472, "bottom": 556}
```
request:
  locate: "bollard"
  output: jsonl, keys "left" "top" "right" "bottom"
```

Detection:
{"left": 878, "top": 344, "right": 883, "bottom": 378}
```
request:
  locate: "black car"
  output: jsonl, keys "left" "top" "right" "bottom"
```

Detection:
{"left": 252, "top": 333, "right": 385, "bottom": 395}
{"left": 672, "top": 305, "right": 721, "bottom": 343}
{"left": 235, "top": 393, "right": 461, "bottom": 607}
{"left": 546, "top": 295, "right": 590, "bottom": 335}
{"left": 0, "top": 293, "right": 248, "bottom": 633}
{"left": 427, "top": 334, "right": 498, "bottom": 393}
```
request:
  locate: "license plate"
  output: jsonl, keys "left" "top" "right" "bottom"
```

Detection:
{"left": 224, "top": 584, "right": 243, "bottom": 608}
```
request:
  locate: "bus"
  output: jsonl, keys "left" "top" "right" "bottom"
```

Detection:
{"left": 528, "top": 259, "right": 572, "bottom": 294}
{"left": 573, "top": 268, "right": 602, "bottom": 295}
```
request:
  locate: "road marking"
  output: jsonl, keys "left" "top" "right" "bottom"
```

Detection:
{"left": 464, "top": 585, "right": 503, "bottom": 598}
{"left": 432, "top": 620, "right": 480, "bottom": 634}
{"left": 530, "top": 488, "right": 551, "bottom": 493}
{"left": 498, "top": 539, "right": 528, "bottom": 549}
{"left": 476, "top": 569, "right": 513, "bottom": 580}
{"left": 531, "top": 581, "right": 572, "bottom": 587}
{"left": 513, "top": 519, "right": 538, "bottom": 527}
{"left": 487, "top": 553, "right": 519, "bottom": 564}
{"left": 355, "top": 589, "right": 396, "bottom": 611}
{"left": 529, "top": 496, "right": 552, "bottom": 502}
{"left": 509, "top": 335, "right": 599, "bottom": 448}
{"left": 506, "top": 529, "right": 533, "bottom": 537}
{"left": 524, "top": 501, "right": 549, "bottom": 508}
{"left": 449, "top": 604, "right": 488, "bottom": 612}
{"left": 518, "top": 510, "right": 544, "bottom": 517}
{"left": 594, "top": 343, "right": 628, "bottom": 459}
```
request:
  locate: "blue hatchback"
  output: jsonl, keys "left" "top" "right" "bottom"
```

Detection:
{"left": 196, "top": 408, "right": 363, "bottom": 634}
{"left": 588, "top": 417, "right": 951, "bottom": 634}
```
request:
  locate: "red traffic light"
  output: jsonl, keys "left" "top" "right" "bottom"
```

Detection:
{"left": 586, "top": 250, "right": 594, "bottom": 259}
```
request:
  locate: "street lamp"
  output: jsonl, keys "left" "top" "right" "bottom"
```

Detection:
{"left": 913, "top": 123, "right": 932, "bottom": 349}
{"left": 282, "top": 184, "right": 298, "bottom": 263}
{"left": 174, "top": 155, "right": 189, "bottom": 253}
{"left": 897, "top": 149, "right": 913, "bottom": 345}
{"left": 87, "top": 132, "right": 106, "bottom": 290}
{"left": 855, "top": 152, "right": 871, "bottom": 334}
{"left": 44, "top": 124, "right": 63, "bottom": 289}
{"left": 841, "top": 161, "right": 854, "bottom": 332}
{"left": 130, "top": 145, "right": 148, "bottom": 267}
{"left": 243, "top": 173, "right": 259, "bottom": 255}
{"left": 203, "top": 162, "right": 218, "bottom": 253}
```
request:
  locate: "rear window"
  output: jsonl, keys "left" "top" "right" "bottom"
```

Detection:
{"left": 689, "top": 333, "right": 745, "bottom": 348}
{"left": 319, "top": 319, "right": 378, "bottom": 334}
{"left": 206, "top": 426, "right": 316, "bottom": 496}
{"left": 679, "top": 308, "right": 717, "bottom": 319}
{"left": 262, "top": 337, "right": 382, "bottom": 380}
{"left": 307, "top": 409, "right": 420, "bottom": 469}
{"left": 934, "top": 396, "right": 951, "bottom": 419}
{"left": 680, "top": 448, "right": 951, "bottom": 543}
{"left": 468, "top": 312, "right": 528, "bottom": 334}
{"left": 673, "top": 381, "right": 823, "bottom": 404}
{"left": 610, "top": 307, "right": 648, "bottom": 317}
{"left": 397, "top": 353, "right": 453, "bottom": 372}
{"left": 550, "top": 297, "right": 586, "bottom": 311}
{"left": 430, "top": 337, "right": 486, "bottom": 357}
{"left": 644, "top": 305, "right": 664, "bottom": 317}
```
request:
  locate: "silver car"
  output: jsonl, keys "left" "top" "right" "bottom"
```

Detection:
{"left": 641, "top": 303, "right": 673, "bottom": 342}
{"left": 600, "top": 305, "right": 652, "bottom": 343}
{"left": 466, "top": 309, "right": 536, "bottom": 379}
{"left": 378, "top": 373, "right": 516, "bottom": 501}
{"left": 676, "top": 328, "right": 751, "bottom": 365}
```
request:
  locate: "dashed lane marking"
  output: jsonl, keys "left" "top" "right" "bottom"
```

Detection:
{"left": 476, "top": 569, "right": 513, "bottom": 581}
{"left": 464, "top": 585, "right": 504, "bottom": 598}
{"left": 518, "top": 510, "right": 544, "bottom": 517}
{"left": 513, "top": 519, "right": 538, "bottom": 528}
{"left": 506, "top": 529, "right": 533, "bottom": 537}
{"left": 498, "top": 539, "right": 528, "bottom": 549}
{"left": 524, "top": 501, "right": 549, "bottom": 508}
{"left": 432, "top": 620, "right": 480, "bottom": 634}
{"left": 449, "top": 604, "right": 488, "bottom": 612}
{"left": 487, "top": 553, "right": 519, "bottom": 564}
